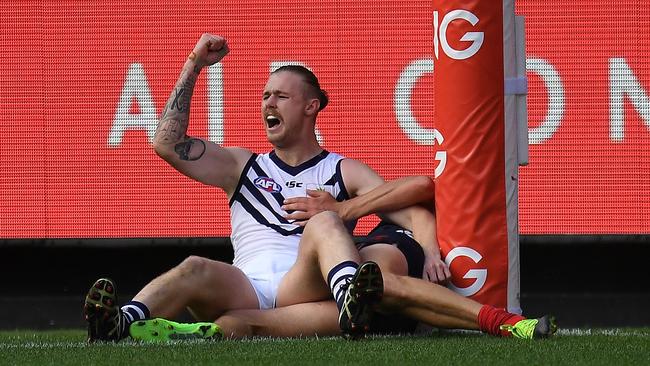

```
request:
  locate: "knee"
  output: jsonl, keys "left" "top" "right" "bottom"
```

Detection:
{"left": 215, "top": 313, "right": 255, "bottom": 339}
{"left": 303, "top": 211, "right": 343, "bottom": 235}
{"left": 302, "top": 211, "right": 346, "bottom": 248}
{"left": 175, "top": 255, "right": 210, "bottom": 278}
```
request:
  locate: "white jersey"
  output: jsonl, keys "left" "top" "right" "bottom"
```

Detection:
{"left": 229, "top": 150, "right": 352, "bottom": 279}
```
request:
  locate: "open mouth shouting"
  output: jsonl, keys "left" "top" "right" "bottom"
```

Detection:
{"left": 265, "top": 114, "right": 282, "bottom": 130}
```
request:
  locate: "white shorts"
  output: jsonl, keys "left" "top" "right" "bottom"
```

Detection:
{"left": 234, "top": 252, "right": 296, "bottom": 310}
{"left": 244, "top": 270, "right": 289, "bottom": 309}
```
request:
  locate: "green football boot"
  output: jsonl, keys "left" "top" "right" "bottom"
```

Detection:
{"left": 130, "top": 318, "right": 223, "bottom": 342}
{"left": 500, "top": 315, "right": 558, "bottom": 339}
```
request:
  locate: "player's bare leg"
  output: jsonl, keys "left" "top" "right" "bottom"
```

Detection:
{"left": 216, "top": 301, "right": 339, "bottom": 338}
{"left": 275, "top": 210, "right": 361, "bottom": 306}
{"left": 361, "top": 261, "right": 555, "bottom": 338}
{"left": 380, "top": 273, "right": 481, "bottom": 327}
{"left": 85, "top": 256, "right": 259, "bottom": 342}
{"left": 132, "top": 256, "right": 259, "bottom": 321}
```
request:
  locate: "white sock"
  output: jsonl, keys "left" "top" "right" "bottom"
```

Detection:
{"left": 327, "top": 261, "right": 358, "bottom": 310}
{"left": 120, "top": 301, "right": 150, "bottom": 336}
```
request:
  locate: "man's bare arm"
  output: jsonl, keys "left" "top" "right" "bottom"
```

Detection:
{"left": 153, "top": 34, "right": 250, "bottom": 194}
{"left": 282, "top": 175, "right": 434, "bottom": 223}
{"left": 408, "top": 204, "right": 451, "bottom": 284}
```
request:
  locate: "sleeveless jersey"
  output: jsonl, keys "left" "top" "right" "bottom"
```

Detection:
{"left": 229, "top": 150, "right": 352, "bottom": 276}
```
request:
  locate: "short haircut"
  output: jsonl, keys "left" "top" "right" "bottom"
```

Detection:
{"left": 272, "top": 65, "right": 329, "bottom": 111}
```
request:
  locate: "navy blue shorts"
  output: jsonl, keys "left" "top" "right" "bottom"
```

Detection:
{"left": 356, "top": 221, "right": 425, "bottom": 334}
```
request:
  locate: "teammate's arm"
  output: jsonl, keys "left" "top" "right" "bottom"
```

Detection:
{"left": 153, "top": 33, "right": 251, "bottom": 196}
{"left": 282, "top": 175, "right": 434, "bottom": 223}
{"left": 408, "top": 203, "right": 452, "bottom": 284}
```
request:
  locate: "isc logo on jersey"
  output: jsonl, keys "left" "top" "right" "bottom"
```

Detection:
{"left": 254, "top": 177, "right": 282, "bottom": 193}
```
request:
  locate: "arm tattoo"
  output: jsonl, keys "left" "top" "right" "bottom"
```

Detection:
{"left": 154, "top": 118, "right": 184, "bottom": 143}
{"left": 168, "top": 71, "right": 197, "bottom": 113}
{"left": 174, "top": 138, "right": 206, "bottom": 161}
{"left": 154, "top": 67, "right": 199, "bottom": 145}
{"left": 171, "top": 88, "right": 186, "bottom": 112}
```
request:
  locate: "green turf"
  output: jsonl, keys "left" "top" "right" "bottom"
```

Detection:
{"left": 1, "top": 329, "right": 648, "bottom": 366}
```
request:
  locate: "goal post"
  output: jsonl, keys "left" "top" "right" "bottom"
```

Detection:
{"left": 433, "top": 0, "right": 525, "bottom": 313}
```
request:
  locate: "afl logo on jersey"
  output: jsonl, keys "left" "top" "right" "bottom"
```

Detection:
{"left": 254, "top": 177, "right": 283, "bottom": 193}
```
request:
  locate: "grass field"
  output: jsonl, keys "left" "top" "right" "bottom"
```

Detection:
{"left": 1, "top": 328, "right": 649, "bottom": 366}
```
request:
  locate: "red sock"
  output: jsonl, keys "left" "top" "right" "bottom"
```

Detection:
{"left": 477, "top": 305, "right": 526, "bottom": 337}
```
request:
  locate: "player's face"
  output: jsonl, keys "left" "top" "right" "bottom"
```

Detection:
{"left": 261, "top": 72, "right": 314, "bottom": 147}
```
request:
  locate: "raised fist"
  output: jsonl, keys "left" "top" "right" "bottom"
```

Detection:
{"left": 190, "top": 33, "right": 229, "bottom": 69}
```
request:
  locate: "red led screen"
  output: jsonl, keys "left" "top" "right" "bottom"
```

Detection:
{"left": 1, "top": 0, "right": 648, "bottom": 238}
